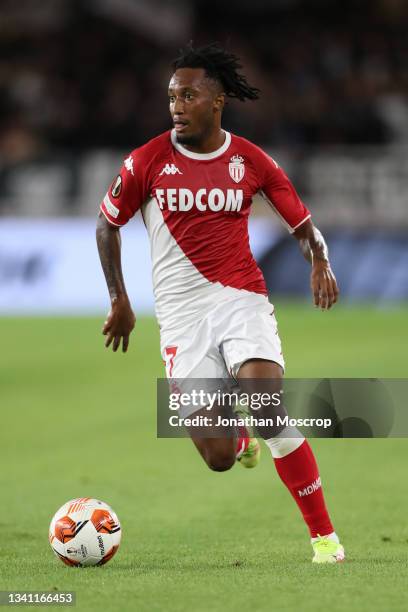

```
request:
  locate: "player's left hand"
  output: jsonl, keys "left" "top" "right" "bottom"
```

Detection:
{"left": 311, "top": 260, "right": 339, "bottom": 310}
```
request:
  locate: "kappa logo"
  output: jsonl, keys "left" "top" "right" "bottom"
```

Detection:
{"left": 124, "top": 155, "right": 134, "bottom": 175}
{"left": 159, "top": 163, "right": 182, "bottom": 176}
{"left": 229, "top": 154, "right": 245, "bottom": 183}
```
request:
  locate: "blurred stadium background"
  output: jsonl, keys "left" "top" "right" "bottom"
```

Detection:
{"left": 1, "top": 0, "right": 408, "bottom": 313}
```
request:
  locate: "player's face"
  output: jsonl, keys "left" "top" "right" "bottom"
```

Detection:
{"left": 168, "top": 68, "right": 223, "bottom": 146}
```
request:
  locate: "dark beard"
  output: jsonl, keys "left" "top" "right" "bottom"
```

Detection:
{"left": 175, "top": 120, "right": 213, "bottom": 148}
{"left": 175, "top": 132, "right": 202, "bottom": 147}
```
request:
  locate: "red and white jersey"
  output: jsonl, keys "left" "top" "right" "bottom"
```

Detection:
{"left": 100, "top": 130, "right": 310, "bottom": 330}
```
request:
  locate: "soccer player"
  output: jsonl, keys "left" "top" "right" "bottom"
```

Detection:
{"left": 96, "top": 43, "right": 344, "bottom": 563}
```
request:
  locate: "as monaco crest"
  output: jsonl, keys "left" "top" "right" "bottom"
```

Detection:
{"left": 229, "top": 155, "right": 245, "bottom": 183}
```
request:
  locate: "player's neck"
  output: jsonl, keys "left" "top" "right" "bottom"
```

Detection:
{"left": 181, "top": 128, "right": 225, "bottom": 154}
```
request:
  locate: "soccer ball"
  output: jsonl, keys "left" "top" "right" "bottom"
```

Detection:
{"left": 49, "top": 497, "right": 121, "bottom": 567}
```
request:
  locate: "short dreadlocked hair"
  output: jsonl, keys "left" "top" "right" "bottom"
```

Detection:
{"left": 172, "top": 42, "right": 260, "bottom": 102}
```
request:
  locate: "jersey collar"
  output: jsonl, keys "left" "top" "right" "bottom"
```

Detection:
{"left": 170, "top": 129, "right": 231, "bottom": 160}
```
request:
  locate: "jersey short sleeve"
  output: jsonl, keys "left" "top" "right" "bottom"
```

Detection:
{"left": 257, "top": 150, "right": 311, "bottom": 233}
{"left": 100, "top": 150, "right": 148, "bottom": 226}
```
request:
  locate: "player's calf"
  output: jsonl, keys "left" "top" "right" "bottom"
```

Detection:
{"left": 191, "top": 437, "right": 236, "bottom": 472}
{"left": 207, "top": 453, "right": 236, "bottom": 472}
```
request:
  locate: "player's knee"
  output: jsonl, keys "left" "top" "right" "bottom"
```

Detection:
{"left": 206, "top": 452, "right": 235, "bottom": 472}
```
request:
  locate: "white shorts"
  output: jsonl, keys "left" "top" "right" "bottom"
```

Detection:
{"left": 160, "top": 291, "right": 285, "bottom": 381}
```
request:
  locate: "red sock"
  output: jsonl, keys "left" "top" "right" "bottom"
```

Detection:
{"left": 236, "top": 436, "right": 249, "bottom": 459}
{"left": 273, "top": 440, "right": 333, "bottom": 538}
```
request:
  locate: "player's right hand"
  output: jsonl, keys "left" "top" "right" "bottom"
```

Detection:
{"left": 102, "top": 295, "right": 136, "bottom": 352}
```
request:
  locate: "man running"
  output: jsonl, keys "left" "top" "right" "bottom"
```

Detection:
{"left": 96, "top": 43, "right": 344, "bottom": 563}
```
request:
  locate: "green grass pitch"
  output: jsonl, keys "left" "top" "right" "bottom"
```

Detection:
{"left": 1, "top": 303, "right": 408, "bottom": 611}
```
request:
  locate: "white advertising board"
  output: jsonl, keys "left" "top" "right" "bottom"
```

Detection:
{"left": 0, "top": 217, "right": 279, "bottom": 315}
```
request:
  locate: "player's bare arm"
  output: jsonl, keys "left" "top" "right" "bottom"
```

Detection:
{"left": 96, "top": 211, "right": 135, "bottom": 352}
{"left": 294, "top": 219, "right": 339, "bottom": 310}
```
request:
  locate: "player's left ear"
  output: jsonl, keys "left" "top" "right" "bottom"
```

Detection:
{"left": 213, "top": 93, "right": 225, "bottom": 113}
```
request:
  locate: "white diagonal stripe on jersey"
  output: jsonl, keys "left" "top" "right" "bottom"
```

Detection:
{"left": 141, "top": 196, "right": 251, "bottom": 331}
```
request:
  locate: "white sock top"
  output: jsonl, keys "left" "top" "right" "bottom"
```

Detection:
{"left": 264, "top": 426, "right": 305, "bottom": 458}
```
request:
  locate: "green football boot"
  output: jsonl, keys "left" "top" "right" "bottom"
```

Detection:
{"left": 312, "top": 535, "right": 345, "bottom": 564}
{"left": 234, "top": 404, "right": 261, "bottom": 469}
